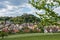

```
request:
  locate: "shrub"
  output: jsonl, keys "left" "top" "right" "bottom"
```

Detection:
{"left": 0, "top": 31, "right": 8, "bottom": 39}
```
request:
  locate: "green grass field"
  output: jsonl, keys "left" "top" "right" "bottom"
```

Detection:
{"left": 0, "top": 33, "right": 60, "bottom": 40}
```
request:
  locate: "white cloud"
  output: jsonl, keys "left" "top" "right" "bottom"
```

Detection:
{"left": 54, "top": 7, "right": 60, "bottom": 15}
{"left": 0, "top": 0, "right": 60, "bottom": 17}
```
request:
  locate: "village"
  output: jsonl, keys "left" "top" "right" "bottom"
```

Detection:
{"left": 0, "top": 0, "right": 60, "bottom": 40}
{"left": 0, "top": 21, "right": 60, "bottom": 34}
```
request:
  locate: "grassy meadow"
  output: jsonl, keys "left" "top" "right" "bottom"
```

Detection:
{"left": 0, "top": 33, "right": 60, "bottom": 40}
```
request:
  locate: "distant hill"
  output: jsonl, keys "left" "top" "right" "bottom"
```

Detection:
{"left": 0, "top": 14, "right": 40, "bottom": 24}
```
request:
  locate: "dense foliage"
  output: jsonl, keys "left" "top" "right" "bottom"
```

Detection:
{"left": 0, "top": 14, "right": 40, "bottom": 24}
{"left": 29, "top": 0, "right": 60, "bottom": 26}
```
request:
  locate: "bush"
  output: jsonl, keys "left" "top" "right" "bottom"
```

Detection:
{"left": 39, "top": 27, "right": 44, "bottom": 33}
{"left": 0, "top": 31, "right": 8, "bottom": 39}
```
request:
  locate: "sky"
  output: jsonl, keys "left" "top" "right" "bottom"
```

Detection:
{"left": 0, "top": 0, "right": 60, "bottom": 17}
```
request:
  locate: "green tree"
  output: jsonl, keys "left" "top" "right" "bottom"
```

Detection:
{"left": 29, "top": 0, "right": 60, "bottom": 32}
{"left": 0, "top": 31, "right": 8, "bottom": 39}
{"left": 10, "top": 14, "right": 40, "bottom": 24}
{"left": 22, "top": 13, "right": 40, "bottom": 23}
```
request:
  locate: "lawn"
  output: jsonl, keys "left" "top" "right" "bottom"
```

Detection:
{"left": 0, "top": 33, "right": 60, "bottom": 40}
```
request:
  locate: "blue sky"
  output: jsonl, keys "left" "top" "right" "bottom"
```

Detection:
{"left": 0, "top": 0, "right": 60, "bottom": 17}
